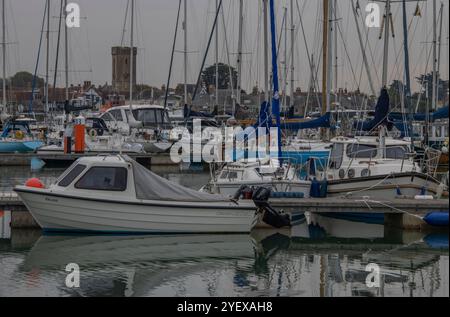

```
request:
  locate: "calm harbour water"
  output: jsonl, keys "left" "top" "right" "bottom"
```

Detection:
{"left": 0, "top": 166, "right": 448, "bottom": 297}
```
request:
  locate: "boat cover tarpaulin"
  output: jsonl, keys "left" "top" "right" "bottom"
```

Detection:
{"left": 281, "top": 112, "right": 332, "bottom": 131}
{"left": 389, "top": 105, "right": 449, "bottom": 122}
{"left": 354, "top": 88, "right": 390, "bottom": 131}
{"left": 131, "top": 160, "right": 230, "bottom": 202}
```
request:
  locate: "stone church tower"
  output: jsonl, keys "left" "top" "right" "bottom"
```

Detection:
{"left": 112, "top": 46, "right": 137, "bottom": 94}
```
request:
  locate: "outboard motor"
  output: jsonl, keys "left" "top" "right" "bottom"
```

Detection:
{"left": 252, "top": 187, "right": 291, "bottom": 229}
{"left": 233, "top": 185, "right": 252, "bottom": 200}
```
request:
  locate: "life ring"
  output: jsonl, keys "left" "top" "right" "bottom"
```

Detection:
{"left": 15, "top": 130, "right": 25, "bottom": 140}
{"left": 88, "top": 129, "right": 98, "bottom": 138}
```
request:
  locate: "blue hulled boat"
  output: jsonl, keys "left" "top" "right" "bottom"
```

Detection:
{"left": 0, "top": 119, "right": 44, "bottom": 153}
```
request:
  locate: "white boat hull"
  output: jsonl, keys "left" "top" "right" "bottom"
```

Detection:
{"left": 15, "top": 187, "right": 258, "bottom": 234}
{"left": 326, "top": 172, "right": 443, "bottom": 200}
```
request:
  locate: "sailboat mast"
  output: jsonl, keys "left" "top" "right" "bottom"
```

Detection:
{"left": 289, "top": 0, "right": 294, "bottom": 109}
{"left": 333, "top": 0, "right": 338, "bottom": 97}
{"left": 402, "top": 0, "right": 413, "bottom": 148}
{"left": 64, "top": 0, "right": 69, "bottom": 102}
{"left": 2, "top": 0, "right": 6, "bottom": 111}
{"left": 326, "top": 0, "right": 333, "bottom": 113}
{"left": 437, "top": 2, "right": 443, "bottom": 77}
{"left": 129, "top": 0, "right": 134, "bottom": 108}
{"left": 381, "top": 0, "right": 391, "bottom": 88}
{"left": 431, "top": 0, "right": 437, "bottom": 111}
{"left": 351, "top": 0, "right": 376, "bottom": 96}
{"left": 215, "top": 0, "right": 219, "bottom": 107}
{"left": 269, "top": 0, "right": 282, "bottom": 161}
{"left": 184, "top": 0, "right": 188, "bottom": 105}
{"left": 282, "top": 7, "right": 287, "bottom": 113}
{"left": 321, "top": 0, "right": 329, "bottom": 116}
{"left": 263, "top": 0, "right": 269, "bottom": 102}
{"left": 45, "top": 0, "right": 50, "bottom": 115}
{"left": 236, "top": 0, "right": 244, "bottom": 107}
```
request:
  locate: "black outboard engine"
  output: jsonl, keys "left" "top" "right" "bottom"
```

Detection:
{"left": 252, "top": 187, "right": 291, "bottom": 229}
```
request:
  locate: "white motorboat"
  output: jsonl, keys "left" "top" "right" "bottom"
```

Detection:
{"left": 100, "top": 105, "right": 175, "bottom": 153}
{"left": 313, "top": 131, "right": 446, "bottom": 199}
{"left": 203, "top": 157, "right": 311, "bottom": 198}
{"left": 14, "top": 155, "right": 258, "bottom": 234}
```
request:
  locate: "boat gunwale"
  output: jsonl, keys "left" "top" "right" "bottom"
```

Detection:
{"left": 14, "top": 187, "right": 254, "bottom": 211}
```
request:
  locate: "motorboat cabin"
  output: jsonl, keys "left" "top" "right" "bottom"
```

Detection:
{"left": 321, "top": 136, "right": 419, "bottom": 181}
{"left": 100, "top": 105, "right": 172, "bottom": 134}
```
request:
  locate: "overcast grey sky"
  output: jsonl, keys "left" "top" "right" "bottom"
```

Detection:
{"left": 4, "top": 0, "right": 449, "bottom": 94}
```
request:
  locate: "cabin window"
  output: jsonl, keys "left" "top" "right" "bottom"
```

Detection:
{"left": 346, "top": 144, "right": 377, "bottom": 159}
{"left": 110, "top": 110, "right": 123, "bottom": 122}
{"left": 329, "top": 143, "right": 344, "bottom": 169}
{"left": 75, "top": 167, "right": 128, "bottom": 191}
{"left": 134, "top": 109, "right": 157, "bottom": 126}
{"left": 155, "top": 110, "right": 163, "bottom": 125}
{"left": 385, "top": 146, "right": 408, "bottom": 159}
{"left": 58, "top": 164, "right": 87, "bottom": 187}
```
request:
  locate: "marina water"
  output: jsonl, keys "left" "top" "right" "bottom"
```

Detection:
{"left": 0, "top": 166, "right": 448, "bottom": 297}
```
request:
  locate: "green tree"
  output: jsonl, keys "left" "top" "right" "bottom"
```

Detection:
{"left": 201, "top": 63, "right": 238, "bottom": 90}
{"left": 9, "top": 71, "right": 45, "bottom": 89}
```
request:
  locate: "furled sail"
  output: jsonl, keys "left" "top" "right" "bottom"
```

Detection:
{"left": 353, "top": 88, "right": 390, "bottom": 132}
{"left": 281, "top": 112, "right": 332, "bottom": 131}
{"left": 389, "top": 105, "right": 449, "bottom": 122}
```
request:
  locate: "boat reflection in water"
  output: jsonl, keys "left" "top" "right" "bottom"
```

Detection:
{"left": 6, "top": 215, "right": 448, "bottom": 297}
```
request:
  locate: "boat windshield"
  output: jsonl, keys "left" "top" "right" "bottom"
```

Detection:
{"left": 75, "top": 167, "right": 128, "bottom": 191}
{"left": 329, "top": 143, "right": 344, "bottom": 169}
{"left": 133, "top": 109, "right": 171, "bottom": 128}
{"left": 58, "top": 164, "right": 87, "bottom": 187}
{"left": 385, "top": 146, "right": 408, "bottom": 159}
{"left": 346, "top": 144, "right": 378, "bottom": 159}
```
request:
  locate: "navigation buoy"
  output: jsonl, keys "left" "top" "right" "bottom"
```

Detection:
{"left": 25, "top": 178, "right": 45, "bottom": 189}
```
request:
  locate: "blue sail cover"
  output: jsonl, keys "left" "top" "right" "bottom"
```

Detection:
{"left": 354, "top": 88, "right": 390, "bottom": 132}
{"left": 282, "top": 112, "right": 332, "bottom": 131}
{"left": 389, "top": 105, "right": 449, "bottom": 122}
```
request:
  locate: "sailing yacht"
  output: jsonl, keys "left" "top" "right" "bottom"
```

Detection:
{"left": 0, "top": 118, "right": 44, "bottom": 153}
{"left": 312, "top": 128, "right": 446, "bottom": 199}
{"left": 203, "top": 157, "right": 310, "bottom": 197}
